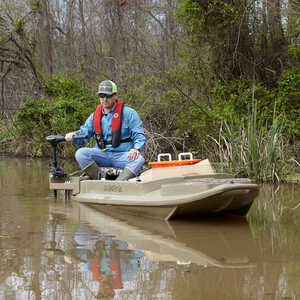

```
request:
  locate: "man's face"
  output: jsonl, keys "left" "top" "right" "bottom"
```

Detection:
{"left": 100, "top": 93, "right": 118, "bottom": 111}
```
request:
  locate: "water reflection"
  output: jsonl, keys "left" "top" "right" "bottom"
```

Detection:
{"left": 0, "top": 157, "right": 299, "bottom": 299}
{"left": 249, "top": 183, "right": 300, "bottom": 225}
{"left": 48, "top": 203, "right": 259, "bottom": 299}
{"left": 248, "top": 183, "right": 300, "bottom": 257}
{"left": 63, "top": 225, "right": 143, "bottom": 299}
{"left": 69, "top": 203, "right": 257, "bottom": 269}
{"left": 50, "top": 201, "right": 300, "bottom": 300}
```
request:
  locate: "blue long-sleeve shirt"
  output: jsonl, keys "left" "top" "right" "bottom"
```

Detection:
{"left": 73, "top": 105, "right": 146, "bottom": 152}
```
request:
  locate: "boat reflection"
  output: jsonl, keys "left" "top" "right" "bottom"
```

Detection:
{"left": 47, "top": 202, "right": 300, "bottom": 299}
{"left": 67, "top": 202, "right": 258, "bottom": 270}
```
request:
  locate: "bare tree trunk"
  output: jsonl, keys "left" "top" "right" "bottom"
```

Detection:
{"left": 65, "top": 0, "right": 76, "bottom": 70}
{"left": 262, "top": 0, "right": 268, "bottom": 54}
{"left": 37, "top": 0, "right": 53, "bottom": 74}
{"left": 167, "top": 0, "right": 177, "bottom": 63}
{"left": 0, "top": 62, "right": 11, "bottom": 119}
{"left": 267, "top": 0, "right": 286, "bottom": 51}
{"left": 78, "top": 0, "right": 88, "bottom": 60}
{"left": 287, "top": 0, "right": 299, "bottom": 44}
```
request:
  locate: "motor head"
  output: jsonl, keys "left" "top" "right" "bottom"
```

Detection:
{"left": 46, "top": 135, "right": 66, "bottom": 147}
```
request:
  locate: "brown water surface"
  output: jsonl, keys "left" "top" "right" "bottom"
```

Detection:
{"left": 0, "top": 157, "right": 299, "bottom": 299}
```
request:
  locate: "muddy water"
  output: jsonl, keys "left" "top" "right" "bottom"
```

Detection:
{"left": 0, "top": 157, "right": 299, "bottom": 300}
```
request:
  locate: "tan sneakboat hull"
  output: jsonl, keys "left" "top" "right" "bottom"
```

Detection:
{"left": 49, "top": 160, "right": 259, "bottom": 220}
{"left": 51, "top": 175, "right": 259, "bottom": 220}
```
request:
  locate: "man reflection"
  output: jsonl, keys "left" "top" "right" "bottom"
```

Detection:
{"left": 64, "top": 226, "right": 144, "bottom": 299}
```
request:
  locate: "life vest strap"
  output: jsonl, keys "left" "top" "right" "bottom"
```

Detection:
{"left": 95, "top": 134, "right": 132, "bottom": 150}
{"left": 102, "top": 137, "right": 132, "bottom": 145}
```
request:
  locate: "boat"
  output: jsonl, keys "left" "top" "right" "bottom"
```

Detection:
{"left": 47, "top": 135, "right": 259, "bottom": 220}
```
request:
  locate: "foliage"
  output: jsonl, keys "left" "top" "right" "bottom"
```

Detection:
{"left": 285, "top": 173, "right": 300, "bottom": 183}
{"left": 176, "top": 0, "right": 292, "bottom": 87}
{"left": 27, "top": 0, "right": 41, "bottom": 12}
{"left": 177, "top": 0, "right": 242, "bottom": 32}
{"left": 120, "top": 59, "right": 299, "bottom": 173}
{"left": 14, "top": 74, "right": 98, "bottom": 157}
{"left": 120, "top": 70, "right": 187, "bottom": 159}
{"left": 276, "top": 66, "right": 300, "bottom": 138}
{"left": 14, "top": 16, "right": 27, "bottom": 36}
{"left": 287, "top": 44, "right": 300, "bottom": 64}
{"left": 0, "top": 120, "right": 8, "bottom": 140}
{"left": 210, "top": 99, "right": 289, "bottom": 183}
{"left": 176, "top": 0, "right": 252, "bottom": 82}
{"left": 0, "top": 0, "right": 299, "bottom": 179}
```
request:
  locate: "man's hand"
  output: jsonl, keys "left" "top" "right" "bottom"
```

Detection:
{"left": 65, "top": 132, "right": 76, "bottom": 142}
{"left": 128, "top": 148, "right": 140, "bottom": 160}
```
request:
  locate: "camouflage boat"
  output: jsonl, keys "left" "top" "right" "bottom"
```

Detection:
{"left": 47, "top": 135, "right": 259, "bottom": 221}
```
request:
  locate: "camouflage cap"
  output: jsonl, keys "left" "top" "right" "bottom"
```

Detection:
{"left": 98, "top": 80, "right": 117, "bottom": 95}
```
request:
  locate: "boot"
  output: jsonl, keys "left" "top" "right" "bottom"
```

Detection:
{"left": 116, "top": 167, "right": 136, "bottom": 181}
{"left": 82, "top": 161, "right": 99, "bottom": 179}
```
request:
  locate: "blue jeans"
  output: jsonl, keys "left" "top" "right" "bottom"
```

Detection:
{"left": 75, "top": 147, "right": 145, "bottom": 175}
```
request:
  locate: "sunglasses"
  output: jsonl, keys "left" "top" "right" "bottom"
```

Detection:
{"left": 98, "top": 93, "right": 115, "bottom": 99}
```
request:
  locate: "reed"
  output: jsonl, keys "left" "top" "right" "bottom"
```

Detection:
{"left": 210, "top": 100, "right": 288, "bottom": 182}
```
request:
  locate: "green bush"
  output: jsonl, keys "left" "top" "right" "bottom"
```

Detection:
{"left": 14, "top": 74, "right": 98, "bottom": 157}
{"left": 276, "top": 66, "right": 300, "bottom": 138}
{"left": 171, "top": 79, "right": 277, "bottom": 155}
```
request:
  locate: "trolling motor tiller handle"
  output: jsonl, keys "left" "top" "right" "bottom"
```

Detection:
{"left": 46, "top": 135, "right": 87, "bottom": 179}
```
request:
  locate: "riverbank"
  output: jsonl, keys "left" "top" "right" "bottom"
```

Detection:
{"left": 1, "top": 148, "right": 299, "bottom": 184}
{"left": 1, "top": 67, "right": 299, "bottom": 184}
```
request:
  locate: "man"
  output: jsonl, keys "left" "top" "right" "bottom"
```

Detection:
{"left": 65, "top": 80, "right": 145, "bottom": 181}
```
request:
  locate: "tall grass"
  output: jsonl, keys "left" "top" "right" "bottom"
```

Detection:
{"left": 210, "top": 100, "right": 288, "bottom": 182}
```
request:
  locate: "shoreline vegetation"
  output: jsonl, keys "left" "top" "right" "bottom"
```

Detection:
{"left": 0, "top": 72, "right": 299, "bottom": 183}
{"left": 0, "top": 1, "right": 299, "bottom": 184}
{"left": 0, "top": 71, "right": 300, "bottom": 183}
{"left": 0, "top": 147, "right": 299, "bottom": 184}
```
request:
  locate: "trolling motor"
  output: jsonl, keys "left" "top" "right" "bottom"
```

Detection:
{"left": 46, "top": 135, "right": 87, "bottom": 178}
{"left": 46, "top": 135, "right": 67, "bottom": 179}
{"left": 46, "top": 135, "right": 87, "bottom": 198}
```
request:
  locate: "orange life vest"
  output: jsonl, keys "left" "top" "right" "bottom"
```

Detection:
{"left": 93, "top": 101, "right": 126, "bottom": 148}
{"left": 91, "top": 258, "right": 122, "bottom": 289}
